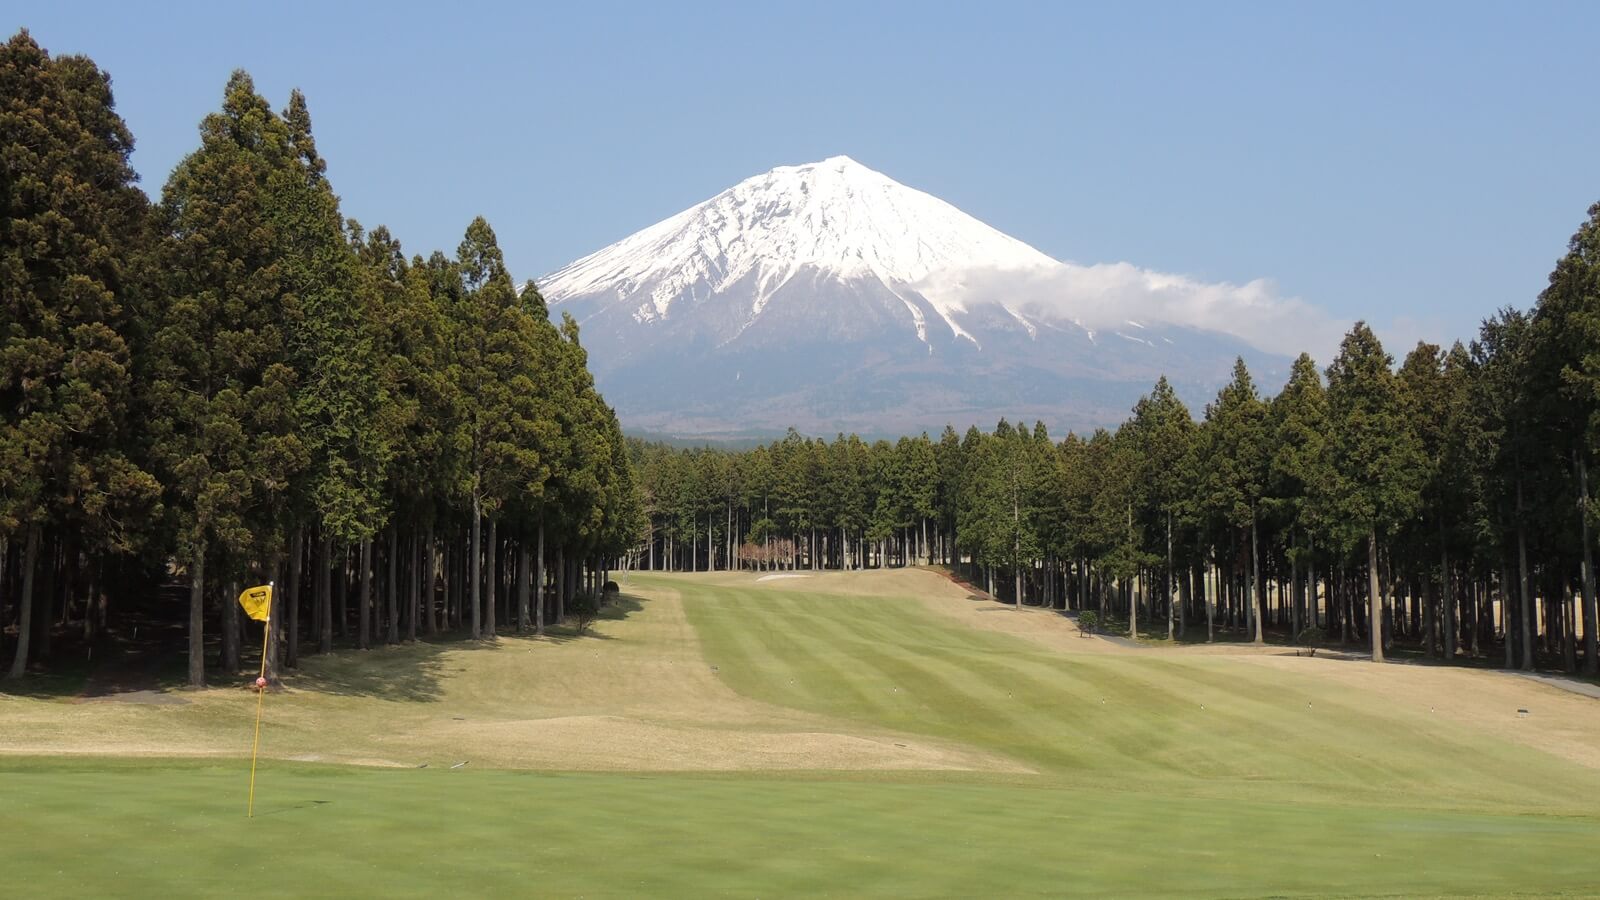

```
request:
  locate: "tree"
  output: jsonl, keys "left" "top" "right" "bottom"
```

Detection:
{"left": 0, "top": 32, "right": 159, "bottom": 677}
{"left": 1199, "top": 359, "right": 1269, "bottom": 643}
{"left": 1530, "top": 202, "right": 1600, "bottom": 674}
{"left": 1326, "top": 323, "right": 1424, "bottom": 663}
{"left": 448, "top": 217, "right": 546, "bottom": 639}
{"left": 1129, "top": 378, "right": 1195, "bottom": 640}
{"left": 1267, "top": 354, "right": 1333, "bottom": 641}
{"left": 147, "top": 70, "right": 308, "bottom": 685}
{"left": 279, "top": 91, "right": 389, "bottom": 658}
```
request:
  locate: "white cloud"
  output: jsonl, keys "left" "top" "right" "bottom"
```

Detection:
{"left": 917, "top": 260, "right": 1346, "bottom": 361}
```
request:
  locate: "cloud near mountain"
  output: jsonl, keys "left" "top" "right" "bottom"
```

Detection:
{"left": 916, "top": 260, "right": 1343, "bottom": 361}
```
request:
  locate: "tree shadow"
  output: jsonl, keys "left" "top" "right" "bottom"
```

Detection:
{"left": 2, "top": 591, "right": 656, "bottom": 705}
{"left": 285, "top": 639, "right": 454, "bottom": 702}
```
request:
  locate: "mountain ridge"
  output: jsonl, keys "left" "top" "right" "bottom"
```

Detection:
{"left": 542, "top": 156, "right": 1285, "bottom": 436}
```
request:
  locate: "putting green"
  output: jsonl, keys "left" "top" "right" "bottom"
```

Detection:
{"left": 2, "top": 570, "right": 1598, "bottom": 897}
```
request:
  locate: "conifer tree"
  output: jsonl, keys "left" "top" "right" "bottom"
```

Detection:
{"left": 147, "top": 71, "right": 307, "bottom": 685}
{"left": 1326, "top": 323, "right": 1424, "bottom": 663}
{"left": 1200, "top": 359, "right": 1269, "bottom": 643}
{"left": 1267, "top": 353, "right": 1333, "bottom": 639}
{"left": 0, "top": 31, "right": 160, "bottom": 676}
{"left": 1129, "top": 377, "right": 1195, "bottom": 639}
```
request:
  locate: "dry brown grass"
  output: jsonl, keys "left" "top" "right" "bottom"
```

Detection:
{"left": 0, "top": 580, "right": 1021, "bottom": 774}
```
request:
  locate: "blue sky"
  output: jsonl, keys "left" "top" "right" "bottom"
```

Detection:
{"left": 14, "top": 1, "right": 1600, "bottom": 359}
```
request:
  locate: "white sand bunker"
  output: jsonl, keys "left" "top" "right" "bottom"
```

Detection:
{"left": 756, "top": 573, "right": 814, "bottom": 583}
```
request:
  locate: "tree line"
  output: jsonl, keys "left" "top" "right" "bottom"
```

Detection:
{"left": 1, "top": 31, "right": 643, "bottom": 685}
{"left": 632, "top": 203, "right": 1600, "bottom": 674}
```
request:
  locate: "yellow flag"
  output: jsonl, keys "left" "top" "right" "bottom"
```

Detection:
{"left": 238, "top": 584, "right": 273, "bottom": 622}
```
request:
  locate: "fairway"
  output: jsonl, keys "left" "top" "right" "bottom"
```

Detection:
{"left": 5, "top": 570, "right": 1600, "bottom": 897}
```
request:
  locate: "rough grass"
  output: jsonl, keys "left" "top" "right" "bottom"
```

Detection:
{"left": 3, "top": 569, "right": 1600, "bottom": 897}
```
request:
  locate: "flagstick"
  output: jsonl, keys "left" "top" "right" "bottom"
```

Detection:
{"left": 247, "top": 583, "right": 273, "bottom": 818}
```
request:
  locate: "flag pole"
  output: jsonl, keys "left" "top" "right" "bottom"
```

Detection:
{"left": 247, "top": 581, "right": 273, "bottom": 818}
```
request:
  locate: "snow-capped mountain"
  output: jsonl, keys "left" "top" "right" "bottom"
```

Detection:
{"left": 542, "top": 156, "right": 1283, "bottom": 437}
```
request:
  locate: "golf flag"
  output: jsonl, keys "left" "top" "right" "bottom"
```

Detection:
{"left": 238, "top": 584, "right": 272, "bottom": 622}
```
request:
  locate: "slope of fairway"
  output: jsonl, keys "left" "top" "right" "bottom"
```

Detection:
{"left": 671, "top": 570, "right": 1600, "bottom": 814}
{"left": 0, "top": 586, "right": 1010, "bottom": 773}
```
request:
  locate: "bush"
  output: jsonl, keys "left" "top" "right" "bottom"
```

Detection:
{"left": 570, "top": 592, "right": 600, "bottom": 635}
{"left": 1076, "top": 611, "right": 1099, "bottom": 637}
{"left": 1297, "top": 626, "right": 1326, "bottom": 657}
{"left": 602, "top": 580, "right": 620, "bottom": 603}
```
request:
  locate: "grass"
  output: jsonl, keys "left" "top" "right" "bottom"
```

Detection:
{"left": 680, "top": 575, "right": 1600, "bottom": 812}
{"left": 3, "top": 570, "right": 1600, "bottom": 897}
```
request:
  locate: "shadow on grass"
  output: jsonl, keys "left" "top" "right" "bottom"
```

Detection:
{"left": 2, "top": 592, "right": 653, "bottom": 705}
{"left": 283, "top": 591, "right": 651, "bottom": 702}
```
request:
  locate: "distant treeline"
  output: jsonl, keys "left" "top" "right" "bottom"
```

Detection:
{"left": 1, "top": 31, "right": 643, "bottom": 685}
{"left": 631, "top": 202, "right": 1600, "bottom": 673}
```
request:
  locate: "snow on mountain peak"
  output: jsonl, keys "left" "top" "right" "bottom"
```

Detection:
{"left": 540, "top": 156, "right": 1058, "bottom": 328}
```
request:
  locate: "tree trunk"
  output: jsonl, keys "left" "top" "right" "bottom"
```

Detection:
{"left": 1502, "top": 567, "right": 1515, "bottom": 669}
{"left": 222, "top": 576, "right": 241, "bottom": 673}
{"left": 1423, "top": 577, "right": 1436, "bottom": 659}
{"left": 337, "top": 544, "right": 349, "bottom": 639}
{"left": 1367, "top": 529, "right": 1384, "bottom": 663}
{"left": 1442, "top": 539, "right": 1455, "bottom": 661}
{"left": 1166, "top": 512, "right": 1175, "bottom": 641}
{"left": 1517, "top": 477, "right": 1534, "bottom": 671}
{"left": 1205, "top": 559, "right": 1215, "bottom": 643}
{"left": 469, "top": 500, "right": 482, "bottom": 640}
{"left": 484, "top": 517, "right": 498, "bottom": 640}
{"left": 517, "top": 541, "right": 531, "bottom": 633}
{"left": 187, "top": 539, "right": 205, "bottom": 687}
{"left": 386, "top": 526, "right": 399, "bottom": 645}
{"left": 408, "top": 531, "right": 420, "bottom": 642}
{"left": 4, "top": 526, "right": 41, "bottom": 680}
{"left": 319, "top": 534, "right": 334, "bottom": 654}
{"left": 1579, "top": 455, "right": 1598, "bottom": 676}
{"left": 1252, "top": 516, "right": 1265, "bottom": 645}
{"left": 286, "top": 528, "right": 303, "bottom": 668}
{"left": 424, "top": 524, "right": 437, "bottom": 636}
{"left": 358, "top": 537, "right": 373, "bottom": 650}
{"left": 555, "top": 545, "right": 566, "bottom": 624}
{"left": 535, "top": 522, "right": 546, "bottom": 636}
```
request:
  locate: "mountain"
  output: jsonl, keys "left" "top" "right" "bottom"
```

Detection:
{"left": 541, "top": 156, "right": 1284, "bottom": 438}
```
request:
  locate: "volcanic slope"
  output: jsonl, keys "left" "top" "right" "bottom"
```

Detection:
{"left": 541, "top": 156, "right": 1284, "bottom": 435}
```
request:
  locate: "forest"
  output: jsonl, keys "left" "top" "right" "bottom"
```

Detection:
{"left": 630, "top": 211, "right": 1600, "bottom": 672}
{"left": 0, "top": 31, "right": 644, "bottom": 686}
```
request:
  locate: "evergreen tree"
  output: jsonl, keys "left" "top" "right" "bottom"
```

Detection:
{"left": 1199, "top": 359, "right": 1269, "bottom": 643}
{"left": 1128, "top": 377, "right": 1195, "bottom": 639}
{"left": 1326, "top": 323, "right": 1424, "bottom": 663}
{"left": 0, "top": 31, "right": 160, "bottom": 677}
{"left": 1267, "top": 353, "right": 1333, "bottom": 639}
{"left": 147, "top": 71, "right": 307, "bottom": 685}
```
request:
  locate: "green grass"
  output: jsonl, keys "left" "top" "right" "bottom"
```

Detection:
{"left": 4, "top": 757, "right": 1599, "bottom": 898}
{"left": 4, "top": 572, "right": 1600, "bottom": 897}
{"left": 679, "top": 576, "right": 1600, "bottom": 813}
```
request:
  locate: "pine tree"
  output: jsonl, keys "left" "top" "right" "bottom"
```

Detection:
{"left": 279, "top": 92, "right": 389, "bottom": 658}
{"left": 0, "top": 31, "right": 160, "bottom": 677}
{"left": 1200, "top": 359, "right": 1269, "bottom": 643}
{"left": 1326, "top": 323, "right": 1424, "bottom": 663}
{"left": 1129, "top": 377, "right": 1195, "bottom": 639}
{"left": 1267, "top": 353, "right": 1333, "bottom": 641}
{"left": 1530, "top": 201, "right": 1600, "bottom": 673}
{"left": 146, "top": 71, "right": 307, "bottom": 685}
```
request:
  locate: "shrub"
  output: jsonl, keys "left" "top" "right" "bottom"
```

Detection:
{"left": 1297, "top": 626, "right": 1326, "bottom": 657}
{"left": 1076, "top": 611, "right": 1099, "bottom": 637}
{"left": 570, "top": 591, "right": 600, "bottom": 635}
